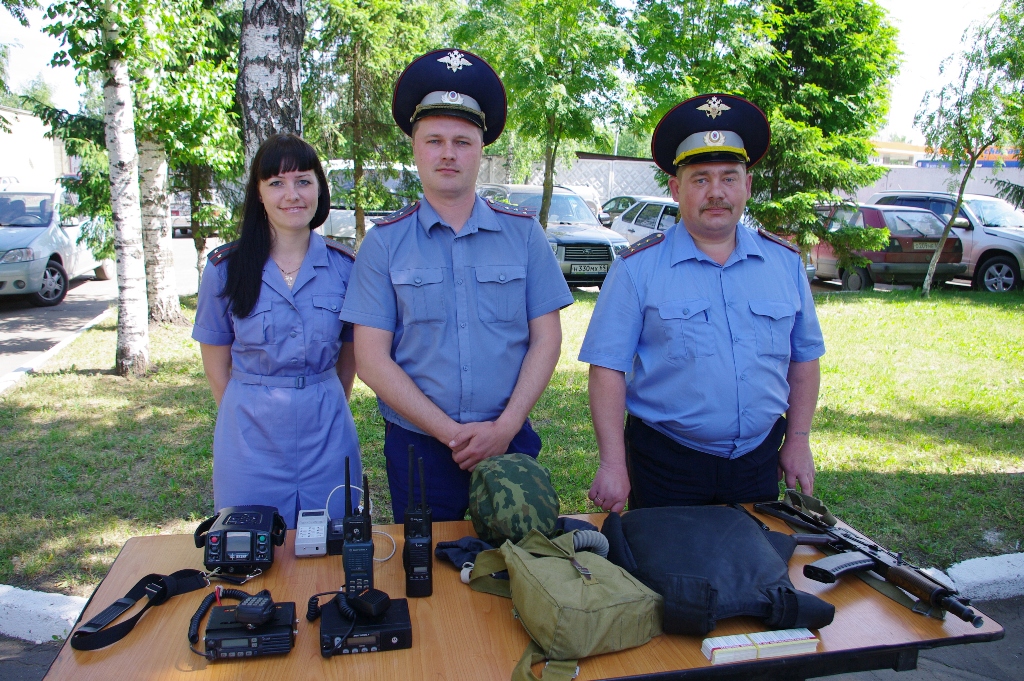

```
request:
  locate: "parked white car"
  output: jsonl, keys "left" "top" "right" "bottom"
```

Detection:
{"left": 0, "top": 184, "right": 111, "bottom": 306}
{"left": 610, "top": 197, "right": 678, "bottom": 244}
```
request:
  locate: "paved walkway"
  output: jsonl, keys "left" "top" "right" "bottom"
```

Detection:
{"left": 4, "top": 597, "right": 1019, "bottom": 680}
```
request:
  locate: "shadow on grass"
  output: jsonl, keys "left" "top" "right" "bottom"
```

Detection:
{"left": 814, "top": 404, "right": 1023, "bottom": 460}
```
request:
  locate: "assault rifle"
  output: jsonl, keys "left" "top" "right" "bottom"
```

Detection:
{"left": 754, "top": 501, "right": 983, "bottom": 628}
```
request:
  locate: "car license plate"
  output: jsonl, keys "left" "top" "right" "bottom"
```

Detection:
{"left": 570, "top": 264, "right": 609, "bottom": 274}
{"left": 913, "top": 242, "right": 939, "bottom": 250}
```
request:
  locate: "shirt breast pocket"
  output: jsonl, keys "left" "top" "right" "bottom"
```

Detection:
{"left": 233, "top": 298, "right": 274, "bottom": 345}
{"left": 391, "top": 268, "right": 446, "bottom": 324}
{"left": 312, "top": 293, "right": 345, "bottom": 341}
{"left": 658, "top": 299, "right": 714, "bottom": 360}
{"left": 475, "top": 265, "right": 526, "bottom": 323}
{"left": 748, "top": 299, "right": 796, "bottom": 358}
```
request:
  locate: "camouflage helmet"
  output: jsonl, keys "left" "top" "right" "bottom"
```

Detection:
{"left": 469, "top": 453, "right": 560, "bottom": 546}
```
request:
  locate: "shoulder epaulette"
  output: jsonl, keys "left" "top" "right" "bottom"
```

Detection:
{"left": 371, "top": 201, "right": 420, "bottom": 226}
{"left": 619, "top": 232, "right": 666, "bottom": 259}
{"left": 756, "top": 227, "right": 801, "bottom": 253}
{"left": 485, "top": 198, "right": 538, "bottom": 218}
{"left": 207, "top": 240, "right": 239, "bottom": 266}
{"left": 324, "top": 238, "right": 355, "bottom": 261}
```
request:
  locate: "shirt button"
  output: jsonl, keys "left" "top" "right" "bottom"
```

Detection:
{"left": 291, "top": 358, "right": 298, "bottom": 364}
{"left": 290, "top": 331, "right": 297, "bottom": 338}
{"left": 460, "top": 322, "right": 467, "bottom": 328}
{"left": 499, "top": 274, "right": 506, "bottom": 281}
{"left": 331, "top": 304, "right": 338, "bottom": 311}
{"left": 414, "top": 277, "right": 422, "bottom": 284}
{"left": 462, "top": 365, "right": 468, "bottom": 372}
{"left": 457, "top": 279, "right": 463, "bottom": 285}
{"left": 683, "top": 308, "right": 689, "bottom": 315}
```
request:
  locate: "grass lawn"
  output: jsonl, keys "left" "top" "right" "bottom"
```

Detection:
{"left": 1, "top": 289, "right": 1022, "bottom": 596}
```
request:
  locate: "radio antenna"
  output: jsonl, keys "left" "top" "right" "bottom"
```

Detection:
{"left": 362, "top": 474, "right": 370, "bottom": 517}
{"left": 418, "top": 457, "right": 427, "bottom": 514}
{"left": 344, "top": 456, "right": 353, "bottom": 517}
{"left": 407, "top": 445, "right": 415, "bottom": 511}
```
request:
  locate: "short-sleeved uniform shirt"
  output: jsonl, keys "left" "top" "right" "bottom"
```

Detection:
{"left": 191, "top": 232, "right": 361, "bottom": 527}
{"left": 578, "top": 223, "right": 825, "bottom": 458}
{"left": 340, "top": 196, "right": 574, "bottom": 432}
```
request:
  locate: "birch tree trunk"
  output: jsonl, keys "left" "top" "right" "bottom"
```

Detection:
{"left": 139, "top": 138, "right": 184, "bottom": 324}
{"left": 238, "top": 0, "right": 306, "bottom": 173}
{"left": 104, "top": 55, "right": 150, "bottom": 376}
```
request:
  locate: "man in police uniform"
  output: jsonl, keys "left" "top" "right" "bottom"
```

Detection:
{"left": 340, "top": 49, "right": 574, "bottom": 522}
{"left": 579, "top": 94, "right": 824, "bottom": 512}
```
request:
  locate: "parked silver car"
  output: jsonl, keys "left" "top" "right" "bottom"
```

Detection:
{"left": 477, "top": 184, "right": 629, "bottom": 286}
{"left": 867, "top": 191, "right": 1024, "bottom": 292}
{"left": 0, "top": 184, "right": 111, "bottom": 306}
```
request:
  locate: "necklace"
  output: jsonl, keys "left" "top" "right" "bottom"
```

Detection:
{"left": 276, "top": 261, "right": 302, "bottom": 287}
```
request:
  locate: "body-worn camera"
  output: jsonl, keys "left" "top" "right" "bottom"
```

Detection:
{"left": 194, "top": 506, "right": 286, "bottom": 574}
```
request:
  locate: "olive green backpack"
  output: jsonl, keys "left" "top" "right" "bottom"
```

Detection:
{"left": 469, "top": 529, "right": 663, "bottom": 681}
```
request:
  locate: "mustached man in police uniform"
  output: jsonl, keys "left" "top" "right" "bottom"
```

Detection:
{"left": 579, "top": 94, "right": 825, "bottom": 512}
{"left": 340, "top": 49, "right": 574, "bottom": 522}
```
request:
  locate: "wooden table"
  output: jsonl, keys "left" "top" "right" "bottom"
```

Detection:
{"left": 45, "top": 513, "right": 1003, "bottom": 680}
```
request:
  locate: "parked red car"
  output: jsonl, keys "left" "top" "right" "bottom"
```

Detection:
{"left": 812, "top": 204, "right": 966, "bottom": 290}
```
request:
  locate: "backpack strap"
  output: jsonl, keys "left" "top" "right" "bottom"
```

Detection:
{"left": 512, "top": 641, "right": 580, "bottom": 681}
{"left": 70, "top": 569, "right": 209, "bottom": 650}
{"left": 468, "top": 548, "right": 512, "bottom": 598}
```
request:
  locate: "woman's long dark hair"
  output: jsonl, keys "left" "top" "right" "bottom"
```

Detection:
{"left": 222, "top": 133, "right": 331, "bottom": 318}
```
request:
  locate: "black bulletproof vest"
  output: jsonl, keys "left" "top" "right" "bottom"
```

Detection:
{"left": 602, "top": 506, "right": 835, "bottom": 636}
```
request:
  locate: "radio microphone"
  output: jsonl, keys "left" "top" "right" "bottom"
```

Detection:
{"left": 403, "top": 445, "right": 433, "bottom": 597}
{"left": 341, "top": 458, "right": 374, "bottom": 594}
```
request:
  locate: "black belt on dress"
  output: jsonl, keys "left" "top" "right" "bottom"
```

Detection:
{"left": 231, "top": 368, "right": 336, "bottom": 389}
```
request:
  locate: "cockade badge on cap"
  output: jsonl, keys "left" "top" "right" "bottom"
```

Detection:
{"left": 438, "top": 50, "right": 473, "bottom": 72}
{"left": 697, "top": 96, "right": 731, "bottom": 119}
{"left": 442, "top": 91, "right": 465, "bottom": 106}
{"left": 704, "top": 131, "right": 726, "bottom": 147}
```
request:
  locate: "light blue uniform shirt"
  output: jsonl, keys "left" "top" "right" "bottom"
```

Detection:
{"left": 340, "top": 196, "right": 574, "bottom": 433}
{"left": 578, "top": 223, "right": 825, "bottom": 458}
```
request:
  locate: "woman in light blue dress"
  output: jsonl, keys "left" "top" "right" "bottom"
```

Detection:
{"left": 192, "top": 134, "right": 361, "bottom": 528}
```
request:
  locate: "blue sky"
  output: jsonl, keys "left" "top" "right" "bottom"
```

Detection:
{"left": 0, "top": 1, "right": 1008, "bottom": 144}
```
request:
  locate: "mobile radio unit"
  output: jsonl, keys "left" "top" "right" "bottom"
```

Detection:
{"left": 194, "top": 505, "right": 286, "bottom": 574}
{"left": 203, "top": 601, "right": 297, "bottom": 660}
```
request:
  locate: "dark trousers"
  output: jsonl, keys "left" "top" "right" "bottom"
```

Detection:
{"left": 625, "top": 415, "right": 787, "bottom": 508}
{"left": 384, "top": 419, "right": 542, "bottom": 523}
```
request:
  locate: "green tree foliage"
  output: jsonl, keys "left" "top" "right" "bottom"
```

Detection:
{"left": 455, "top": 0, "right": 630, "bottom": 227}
{"left": 303, "top": 0, "right": 438, "bottom": 245}
{"left": 742, "top": 0, "right": 898, "bottom": 265}
{"left": 627, "top": 0, "right": 754, "bottom": 123}
{"left": 915, "top": 2, "right": 1024, "bottom": 296}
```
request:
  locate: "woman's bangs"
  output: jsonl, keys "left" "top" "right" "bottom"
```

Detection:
{"left": 257, "top": 137, "right": 320, "bottom": 180}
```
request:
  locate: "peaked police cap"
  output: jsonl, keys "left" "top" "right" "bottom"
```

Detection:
{"left": 651, "top": 93, "right": 770, "bottom": 175}
{"left": 392, "top": 48, "right": 507, "bottom": 146}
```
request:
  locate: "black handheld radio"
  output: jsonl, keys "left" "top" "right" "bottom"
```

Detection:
{"left": 342, "top": 457, "right": 374, "bottom": 594}
{"left": 402, "top": 446, "right": 433, "bottom": 597}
